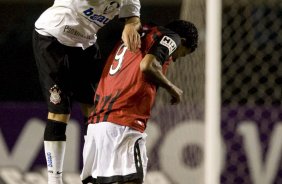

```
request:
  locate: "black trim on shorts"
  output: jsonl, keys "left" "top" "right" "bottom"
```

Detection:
{"left": 82, "top": 173, "right": 141, "bottom": 184}
{"left": 82, "top": 138, "right": 144, "bottom": 184}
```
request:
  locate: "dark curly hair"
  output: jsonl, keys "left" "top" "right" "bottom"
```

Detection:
{"left": 165, "top": 20, "right": 198, "bottom": 52}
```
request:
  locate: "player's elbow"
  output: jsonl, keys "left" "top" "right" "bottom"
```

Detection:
{"left": 140, "top": 60, "right": 151, "bottom": 73}
{"left": 140, "top": 54, "right": 155, "bottom": 73}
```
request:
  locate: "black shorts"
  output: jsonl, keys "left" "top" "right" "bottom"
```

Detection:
{"left": 32, "top": 30, "right": 104, "bottom": 114}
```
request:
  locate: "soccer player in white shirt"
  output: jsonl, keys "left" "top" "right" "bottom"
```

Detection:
{"left": 32, "top": 1, "right": 141, "bottom": 184}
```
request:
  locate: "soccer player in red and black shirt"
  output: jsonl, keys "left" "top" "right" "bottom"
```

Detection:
{"left": 81, "top": 20, "right": 198, "bottom": 184}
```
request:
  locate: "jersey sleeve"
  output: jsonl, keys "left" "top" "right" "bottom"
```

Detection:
{"left": 147, "top": 29, "right": 181, "bottom": 65}
{"left": 119, "top": 0, "right": 141, "bottom": 18}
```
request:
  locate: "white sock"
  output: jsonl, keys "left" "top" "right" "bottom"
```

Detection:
{"left": 44, "top": 141, "right": 66, "bottom": 184}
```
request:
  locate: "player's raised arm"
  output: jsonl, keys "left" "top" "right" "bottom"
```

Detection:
{"left": 122, "top": 16, "right": 142, "bottom": 52}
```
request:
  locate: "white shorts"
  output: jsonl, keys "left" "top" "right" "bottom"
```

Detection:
{"left": 81, "top": 122, "right": 148, "bottom": 184}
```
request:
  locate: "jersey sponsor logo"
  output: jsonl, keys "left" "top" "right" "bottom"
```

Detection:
{"left": 83, "top": 1, "right": 119, "bottom": 26}
{"left": 49, "top": 85, "right": 61, "bottom": 105}
{"left": 83, "top": 8, "right": 110, "bottom": 25}
{"left": 160, "top": 36, "right": 177, "bottom": 55}
{"left": 63, "top": 25, "right": 95, "bottom": 40}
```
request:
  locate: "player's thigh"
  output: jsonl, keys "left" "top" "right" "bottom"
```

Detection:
{"left": 67, "top": 43, "right": 103, "bottom": 105}
{"left": 33, "top": 31, "right": 72, "bottom": 114}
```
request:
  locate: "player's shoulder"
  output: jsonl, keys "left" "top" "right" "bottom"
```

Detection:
{"left": 143, "top": 24, "right": 181, "bottom": 44}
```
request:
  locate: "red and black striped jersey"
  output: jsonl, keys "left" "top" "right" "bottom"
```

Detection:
{"left": 88, "top": 25, "right": 181, "bottom": 132}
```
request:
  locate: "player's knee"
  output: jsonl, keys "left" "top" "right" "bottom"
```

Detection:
{"left": 44, "top": 119, "right": 67, "bottom": 141}
{"left": 48, "top": 112, "right": 70, "bottom": 122}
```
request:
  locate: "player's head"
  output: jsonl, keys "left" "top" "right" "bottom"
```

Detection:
{"left": 165, "top": 20, "right": 198, "bottom": 60}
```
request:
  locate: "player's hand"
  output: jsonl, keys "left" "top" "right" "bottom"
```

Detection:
{"left": 122, "top": 22, "right": 141, "bottom": 52}
{"left": 168, "top": 85, "right": 183, "bottom": 105}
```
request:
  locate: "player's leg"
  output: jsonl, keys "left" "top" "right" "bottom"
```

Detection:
{"left": 44, "top": 113, "right": 69, "bottom": 184}
{"left": 32, "top": 30, "right": 73, "bottom": 184}
{"left": 67, "top": 42, "right": 102, "bottom": 134}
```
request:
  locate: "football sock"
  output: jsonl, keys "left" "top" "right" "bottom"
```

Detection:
{"left": 44, "top": 141, "right": 66, "bottom": 184}
{"left": 44, "top": 119, "right": 67, "bottom": 184}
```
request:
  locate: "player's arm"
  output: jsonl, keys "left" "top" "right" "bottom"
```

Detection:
{"left": 122, "top": 16, "right": 141, "bottom": 52}
{"left": 140, "top": 54, "right": 183, "bottom": 105}
{"left": 119, "top": 0, "right": 141, "bottom": 51}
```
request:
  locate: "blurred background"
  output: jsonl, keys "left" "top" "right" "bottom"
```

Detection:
{"left": 0, "top": 0, "right": 281, "bottom": 184}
